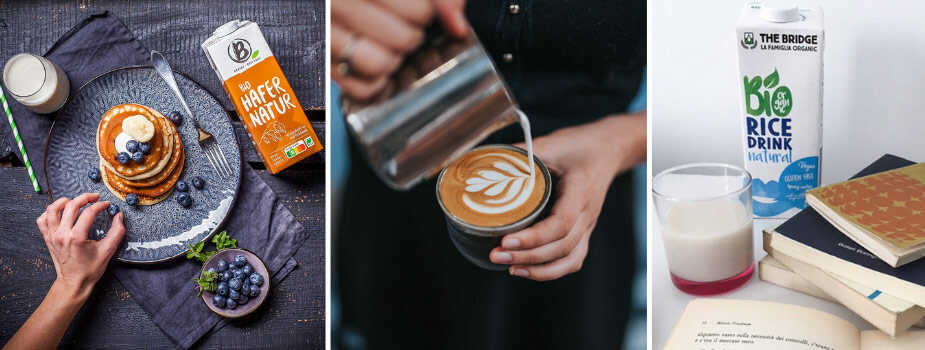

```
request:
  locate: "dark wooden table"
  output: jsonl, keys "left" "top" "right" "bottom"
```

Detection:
{"left": 0, "top": 1, "right": 326, "bottom": 348}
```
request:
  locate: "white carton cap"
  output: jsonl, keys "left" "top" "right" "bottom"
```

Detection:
{"left": 213, "top": 20, "right": 244, "bottom": 37}
{"left": 760, "top": 1, "right": 801, "bottom": 23}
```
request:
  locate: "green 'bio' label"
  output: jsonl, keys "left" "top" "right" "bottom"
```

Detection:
{"left": 744, "top": 69, "right": 793, "bottom": 117}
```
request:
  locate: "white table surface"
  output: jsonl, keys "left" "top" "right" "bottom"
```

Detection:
{"left": 652, "top": 218, "right": 875, "bottom": 350}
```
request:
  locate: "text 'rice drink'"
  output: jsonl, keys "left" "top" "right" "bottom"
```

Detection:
{"left": 202, "top": 20, "right": 322, "bottom": 174}
{"left": 736, "top": 1, "right": 824, "bottom": 218}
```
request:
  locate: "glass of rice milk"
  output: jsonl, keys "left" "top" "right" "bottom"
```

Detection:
{"left": 653, "top": 163, "right": 754, "bottom": 295}
{"left": 2, "top": 53, "right": 70, "bottom": 114}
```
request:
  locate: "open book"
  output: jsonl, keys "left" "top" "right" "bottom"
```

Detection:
{"left": 806, "top": 162, "right": 925, "bottom": 267}
{"left": 665, "top": 299, "right": 925, "bottom": 349}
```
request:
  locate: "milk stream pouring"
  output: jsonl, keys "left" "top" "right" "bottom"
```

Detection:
{"left": 736, "top": 2, "right": 824, "bottom": 218}
{"left": 202, "top": 20, "right": 322, "bottom": 174}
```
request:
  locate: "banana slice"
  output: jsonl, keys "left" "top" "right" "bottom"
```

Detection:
{"left": 122, "top": 115, "right": 155, "bottom": 142}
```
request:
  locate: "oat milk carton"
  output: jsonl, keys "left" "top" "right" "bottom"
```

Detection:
{"left": 737, "top": 1, "right": 823, "bottom": 218}
{"left": 202, "top": 20, "right": 322, "bottom": 174}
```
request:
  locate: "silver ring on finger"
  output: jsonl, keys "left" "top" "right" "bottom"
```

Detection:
{"left": 336, "top": 33, "right": 361, "bottom": 76}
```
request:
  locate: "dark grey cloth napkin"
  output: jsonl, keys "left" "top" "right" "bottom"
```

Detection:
{"left": 5, "top": 12, "right": 309, "bottom": 349}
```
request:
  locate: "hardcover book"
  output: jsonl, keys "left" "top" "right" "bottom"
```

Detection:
{"left": 806, "top": 162, "right": 925, "bottom": 267}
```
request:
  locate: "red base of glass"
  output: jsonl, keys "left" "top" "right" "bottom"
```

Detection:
{"left": 670, "top": 262, "right": 755, "bottom": 296}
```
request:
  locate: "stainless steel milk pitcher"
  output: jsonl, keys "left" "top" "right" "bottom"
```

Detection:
{"left": 342, "top": 26, "right": 520, "bottom": 190}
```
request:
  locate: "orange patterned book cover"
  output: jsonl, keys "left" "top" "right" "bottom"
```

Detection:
{"left": 807, "top": 163, "right": 925, "bottom": 250}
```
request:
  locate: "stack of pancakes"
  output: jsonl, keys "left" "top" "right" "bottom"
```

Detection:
{"left": 96, "top": 103, "right": 185, "bottom": 205}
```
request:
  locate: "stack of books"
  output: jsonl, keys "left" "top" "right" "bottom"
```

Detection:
{"left": 762, "top": 154, "right": 925, "bottom": 337}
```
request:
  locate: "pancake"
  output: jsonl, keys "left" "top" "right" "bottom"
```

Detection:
{"left": 96, "top": 103, "right": 187, "bottom": 206}
{"left": 96, "top": 104, "right": 174, "bottom": 180}
{"left": 102, "top": 147, "right": 184, "bottom": 198}
{"left": 119, "top": 130, "right": 184, "bottom": 188}
{"left": 99, "top": 113, "right": 175, "bottom": 181}
{"left": 100, "top": 162, "right": 175, "bottom": 206}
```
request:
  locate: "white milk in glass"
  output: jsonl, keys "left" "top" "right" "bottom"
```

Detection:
{"left": 736, "top": 1, "right": 824, "bottom": 218}
{"left": 662, "top": 199, "right": 753, "bottom": 282}
{"left": 2, "top": 54, "right": 70, "bottom": 114}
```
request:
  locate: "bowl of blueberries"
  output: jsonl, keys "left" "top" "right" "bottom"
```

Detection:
{"left": 200, "top": 248, "right": 270, "bottom": 318}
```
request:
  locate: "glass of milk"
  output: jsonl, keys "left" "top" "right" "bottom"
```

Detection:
{"left": 2, "top": 53, "right": 70, "bottom": 114}
{"left": 653, "top": 163, "right": 754, "bottom": 295}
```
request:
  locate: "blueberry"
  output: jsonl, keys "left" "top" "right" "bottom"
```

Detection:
{"left": 229, "top": 289, "right": 241, "bottom": 301}
{"left": 212, "top": 294, "right": 226, "bottom": 308}
{"left": 229, "top": 277, "right": 242, "bottom": 291}
{"left": 176, "top": 180, "right": 189, "bottom": 192}
{"left": 216, "top": 281, "right": 229, "bottom": 297}
{"left": 233, "top": 255, "right": 247, "bottom": 268}
{"left": 176, "top": 193, "right": 192, "bottom": 207}
{"left": 191, "top": 176, "right": 205, "bottom": 190}
{"left": 126, "top": 140, "right": 139, "bottom": 154}
{"left": 216, "top": 260, "right": 228, "bottom": 272}
{"left": 248, "top": 273, "right": 263, "bottom": 287}
{"left": 232, "top": 269, "right": 245, "bottom": 279}
{"left": 125, "top": 193, "right": 139, "bottom": 206}
{"left": 242, "top": 264, "right": 253, "bottom": 276}
{"left": 220, "top": 270, "right": 232, "bottom": 282}
{"left": 131, "top": 151, "right": 144, "bottom": 163}
{"left": 139, "top": 142, "right": 151, "bottom": 155}
{"left": 248, "top": 284, "right": 260, "bottom": 297}
{"left": 238, "top": 294, "right": 249, "bottom": 305}
{"left": 226, "top": 299, "right": 237, "bottom": 309}
{"left": 116, "top": 152, "right": 130, "bottom": 165}
{"left": 88, "top": 168, "right": 101, "bottom": 182}
{"left": 206, "top": 267, "right": 216, "bottom": 275}
{"left": 168, "top": 111, "right": 183, "bottom": 125}
{"left": 106, "top": 204, "right": 120, "bottom": 216}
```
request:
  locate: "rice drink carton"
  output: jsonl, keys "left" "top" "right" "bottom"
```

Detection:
{"left": 736, "top": 1, "right": 824, "bottom": 218}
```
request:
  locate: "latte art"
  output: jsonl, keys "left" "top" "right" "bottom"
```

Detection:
{"left": 439, "top": 146, "right": 547, "bottom": 227}
{"left": 463, "top": 153, "right": 535, "bottom": 214}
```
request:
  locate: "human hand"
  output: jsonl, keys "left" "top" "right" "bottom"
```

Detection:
{"left": 332, "top": 0, "right": 467, "bottom": 101}
{"left": 489, "top": 112, "right": 647, "bottom": 281}
{"left": 36, "top": 193, "right": 126, "bottom": 298}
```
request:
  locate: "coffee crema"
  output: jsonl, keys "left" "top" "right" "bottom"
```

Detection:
{"left": 439, "top": 146, "right": 546, "bottom": 227}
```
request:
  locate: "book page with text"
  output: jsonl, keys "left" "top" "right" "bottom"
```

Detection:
{"left": 860, "top": 330, "right": 925, "bottom": 349}
{"left": 665, "top": 299, "right": 860, "bottom": 350}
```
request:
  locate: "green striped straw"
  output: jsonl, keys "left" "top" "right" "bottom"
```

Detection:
{"left": 0, "top": 85, "right": 41, "bottom": 193}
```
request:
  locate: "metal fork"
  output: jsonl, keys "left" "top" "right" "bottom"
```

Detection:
{"left": 151, "top": 50, "right": 232, "bottom": 178}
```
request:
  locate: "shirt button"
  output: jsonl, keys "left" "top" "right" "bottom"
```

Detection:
{"left": 502, "top": 53, "right": 514, "bottom": 63}
{"left": 509, "top": 4, "right": 520, "bottom": 15}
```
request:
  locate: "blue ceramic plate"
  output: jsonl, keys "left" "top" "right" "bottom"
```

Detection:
{"left": 45, "top": 66, "right": 241, "bottom": 264}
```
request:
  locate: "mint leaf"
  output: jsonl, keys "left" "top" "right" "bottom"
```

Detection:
{"left": 189, "top": 231, "right": 242, "bottom": 298}
{"left": 763, "top": 69, "right": 779, "bottom": 89}
{"left": 212, "top": 231, "right": 238, "bottom": 250}
{"left": 186, "top": 241, "right": 210, "bottom": 263}
{"left": 194, "top": 270, "right": 218, "bottom": 297}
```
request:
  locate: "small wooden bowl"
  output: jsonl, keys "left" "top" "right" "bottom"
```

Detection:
{"left": 200, "top": 248, "right": 270, "bottom": 318}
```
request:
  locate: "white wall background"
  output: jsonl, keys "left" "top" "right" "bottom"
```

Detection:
{"left": 652, "top": 0, "right": 925, "bottom": 184}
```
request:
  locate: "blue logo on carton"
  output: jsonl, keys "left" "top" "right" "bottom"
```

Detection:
{"left": 752, "top": 156, "right": 819, "bottom": 217}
